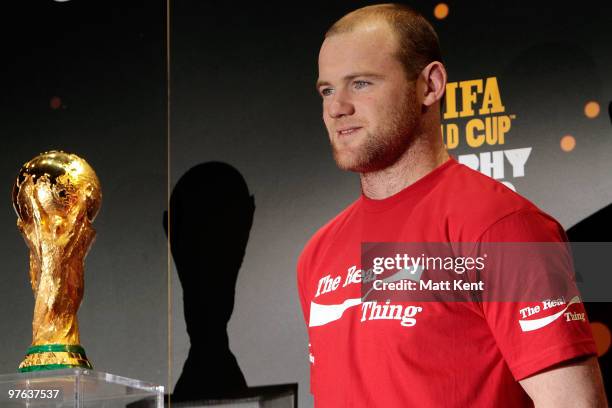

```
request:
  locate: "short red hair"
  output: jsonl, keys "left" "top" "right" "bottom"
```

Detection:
{"left": 325, "top": 3, "right": 444, "bottom": 80}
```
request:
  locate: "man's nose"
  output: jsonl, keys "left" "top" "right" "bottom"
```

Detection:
{"left": 327, "top": 90, "right": 355, "bottom": 118}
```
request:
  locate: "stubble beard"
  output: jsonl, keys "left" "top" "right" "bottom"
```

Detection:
{"left": 330, "top": 87, "right": 420, "bottom": 174}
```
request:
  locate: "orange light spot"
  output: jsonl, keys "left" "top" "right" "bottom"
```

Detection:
{"left": 434, "top": 3, "right": 449, "bottom": 20}
{"left": 584, "top": 101, "right": 600, "bottom": 119}
{"left": 50, "top": 97, "right": 62, "bottom": 110}
{"left": 560, "top": 135, "right": 575, "bottom": 152}
{"left": 591, "top": 322, "right": 611, "bottom": 357}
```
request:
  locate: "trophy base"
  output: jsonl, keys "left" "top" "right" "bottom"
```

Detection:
{"left": 0, "top": 368, "right": 164, "bottom": 407}
{"left": 18, "top": 344, "right": 92, "bottom": 372}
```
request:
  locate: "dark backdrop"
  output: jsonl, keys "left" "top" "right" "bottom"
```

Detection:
{"left": 1, "top": 2, "right": 610, "bottom": 407}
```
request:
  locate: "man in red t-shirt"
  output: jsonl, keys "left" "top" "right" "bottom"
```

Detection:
{"left": 298, "top": 4, "right": 607, "bottom": 407}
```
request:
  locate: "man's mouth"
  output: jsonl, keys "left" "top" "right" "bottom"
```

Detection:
{"left": 336, "top": 127, "right": 362, "bottom": 136}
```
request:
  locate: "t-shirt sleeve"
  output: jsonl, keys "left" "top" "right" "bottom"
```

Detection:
{"left": 478, "top": 209, "right": 597, "bottom": 380}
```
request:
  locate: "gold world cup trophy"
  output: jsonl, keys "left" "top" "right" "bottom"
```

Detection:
{"left": 12, "top": 151, "right": 101, "bottom": 372}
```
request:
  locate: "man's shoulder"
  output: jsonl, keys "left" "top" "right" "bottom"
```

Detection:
{"left": 438, "top": 162, "right": 561, "bottom": 240}
{"left": 447, "top": 161, "right": 533, "bottom": 208}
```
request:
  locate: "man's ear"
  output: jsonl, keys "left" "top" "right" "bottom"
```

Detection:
{"left": 419, "top": 61, "right": 447, "bottom": 107}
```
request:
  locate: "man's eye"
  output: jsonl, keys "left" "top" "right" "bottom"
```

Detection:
{"left": 353, "top": 80, "right": 371, "bottom": 89}
{"left": 320, "top": 88, "right": 334, "bottom": 97}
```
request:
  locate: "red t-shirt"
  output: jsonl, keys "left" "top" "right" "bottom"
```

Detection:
{"left": 297, "top": 158, "right": 596, "bottom": 407}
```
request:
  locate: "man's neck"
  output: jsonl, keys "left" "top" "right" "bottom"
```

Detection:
{"left": 359, "top": 133, "right": 450, "bottom": 200}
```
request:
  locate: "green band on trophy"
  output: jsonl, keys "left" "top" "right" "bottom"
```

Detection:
{"left": 26, "top": 344, "right": 87, "bottom": 356}
{"left": 18, "top": 345, "right": 93, "bottom": 372}
{"left": 19, "top": 364, "right": 88, "bottom": 373}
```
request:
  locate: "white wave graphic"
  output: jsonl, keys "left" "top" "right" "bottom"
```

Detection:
{"left": 309, "top": 298, "right": 362, "bottom": 327}
{"left": 518, "top": 296, "right": 581, "bottom": 332}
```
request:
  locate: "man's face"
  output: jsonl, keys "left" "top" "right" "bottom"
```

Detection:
{"left": 317, "top": 22, "right": 420, "bottom": 173}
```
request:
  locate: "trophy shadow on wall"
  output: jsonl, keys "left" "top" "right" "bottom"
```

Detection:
{"left": 163, "top": 162, "right": 297, "bottom": 407}
{"left": 164, "top": 162, "right": 254, "bottom": 401}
